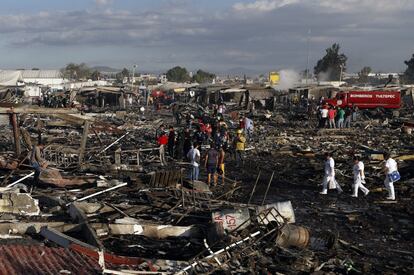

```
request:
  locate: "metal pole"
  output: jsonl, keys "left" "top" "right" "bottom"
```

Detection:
{"left": 71, "top": 182, "right": 127, "bottom": 204}
{"left": 6, "top": 172, "right": 35, "bottom": 188}
{"left": 99, "top": 132, "right": 130, "bottom": 154}
{"left": 306, "top": 29, "right": 310, "bottom": 85}
{"left": 132, "top": 65, "right": 137, "bottom": 92}
{"left": 10, "top": 112, "right": 21, "bottom": 156}
{"left": 261, "top": 171, "right": 275, "bottom": 206}
{"left": 248, "top": 170, "right": 261, "bottom": 204}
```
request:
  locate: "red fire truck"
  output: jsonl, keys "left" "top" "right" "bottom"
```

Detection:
{"left": 323, "top": 90, "right": 401, "bottom": 109}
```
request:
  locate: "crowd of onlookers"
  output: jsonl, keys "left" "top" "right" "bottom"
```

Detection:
{"left": 155, "top": 104, "right": 254, "bottom": 186}
{"left": 317, "top": 104, "right": 358, "bottom": 128}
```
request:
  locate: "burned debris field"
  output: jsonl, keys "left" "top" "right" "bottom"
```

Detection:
{"left": 0, "top": 84, "right": 413, "bottom": 275}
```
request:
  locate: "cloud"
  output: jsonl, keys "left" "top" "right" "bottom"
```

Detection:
{"left": 233, "top": 0, "right": 414, "bottom": 13}
{"left": 316, "top": 0, "right": 414, "bottom": 13}
{"left": 233, "top": 0, "right": 299, "bottom": 12}
{"left": 95, "top": 0, "right": 113, "bottom": 6}
{"left": 0, "top": 0, "right": 413, "bottom": 72}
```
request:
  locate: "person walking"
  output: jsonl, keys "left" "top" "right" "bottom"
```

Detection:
{"left": 217, "top": 145, "right": 226, "bottom": 185}
{"left": 337, "top": 107, "right": 345, "bottom": 128}
{"left": 352, "top": 104, "right": 359, "bottom": 122}
{"left": 176, "top": 129, "right": 185, "bottom": 160}
{"left": 187, "top": 143, "right": 201, "bottom": 181}
{"left": 344, "top": 107, "right": 351, "bottom": 127}
{"left": 320, "top": 152, "right": 343, "bottom": 194}
{"left": 234, "top": 129, "right": 246, "bottom": 167}
{"left": 171, "top": 103, "right": 181, "bottom": 125}
{"left": 157, "top": 131, "right": 168, "bottom": 166}
{"left": 351, "top": 156, "right": 369, "bottom": 197}
{"left": 204, "top": 144, "right": 219, "bottom": 186}
{"left": 155, "top": 124, "right": 165, "bottom": 140}
{"left": 244, "top": 116, "right": 254, "bottom": 142}
{"left": 29, "top": 141, "right": 48, "bottom": 187}
{"left": 183, "top": 128, "right": 192, "bottom": 160}
{"left": 319, "top": 106, "right": 328, "bottom": 128}
{"left": 328, "top": 107, "right": 336, "bottom": 128}
{"left": 167, "top": 126, "right": 176, "bottom": 158}
{"left": 383, "top": 153, "right": 399, "bottom": 200}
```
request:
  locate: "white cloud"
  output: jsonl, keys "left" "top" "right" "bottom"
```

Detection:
{"left": 233, "top": 0, "right": 414, "bottom": 13}
{"left": 95, "top": 0, "right": 113, "bottom": 6}
{"left": 317, "top": 0, "right": 414, "bottom": 12}
{"left": 0, "top": 0, "right": 413, "bottom": 71}
{"left": 233, "top": 0, "right": 299, "bottom": 12}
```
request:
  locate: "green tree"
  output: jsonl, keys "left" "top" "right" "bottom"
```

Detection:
{"left": 358, "top": 66, "right": 372, "bottom": 83}
{"left": 116, "top": 68, "right": 130, "bottom": 83}
{"left": 166, "top": 66, "right": 191, "bottom": 82}
{"left": 403, "top": 54, "right": 414, "bottom": 84}
{"left": 192, "top": 69, "right": 215, "bottom": 84}
{"left": 314, "top": 43, "right": 347, "bottom": 81}
{"left": 61, "top": 63, "right": 92, "bottom": 80}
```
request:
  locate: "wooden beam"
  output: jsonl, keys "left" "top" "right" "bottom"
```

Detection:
{"left": 52, "top": 113, "right": 94, "bottom": 125}
{"left": 10, "top": 113, "right": 21, "bottom": 155}
{"left": 0, "top": 107, "right": 79, "bottom": 114}
{"left": 78, "top": 121, "right": 91, "bottom": 165}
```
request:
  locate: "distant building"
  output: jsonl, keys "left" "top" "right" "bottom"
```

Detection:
{"left": 20, "top": 70, "right": 66, "bottom": 86}
{"left": 138, "top": 74, "right": 158, "bottom": 83}
{"left": 159, "top": 74, "right": 168, "bottom": 83}
{"left": 368, "top": 73, "right": 400, "bottom": 79}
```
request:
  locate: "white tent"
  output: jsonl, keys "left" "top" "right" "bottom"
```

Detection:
{"left": 0, "top": 70, "right": 23, "bottom": 86}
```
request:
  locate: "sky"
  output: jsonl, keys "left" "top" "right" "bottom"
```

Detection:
{"left": 1, "top": 0, "right": 413, "bottom": 73}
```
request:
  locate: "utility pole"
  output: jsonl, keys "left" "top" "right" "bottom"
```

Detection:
{"left": 132, "top": 64, "right": 137, "bottom": 92}
{"left": 306, "top": 29, "right": 311, "bottom": 85}
{"left": 339, "top": 64, "right": 344, "bottom": 83}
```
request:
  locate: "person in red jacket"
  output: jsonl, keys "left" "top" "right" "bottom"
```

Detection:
{"left": 328, "top": 107, "right": 337, "bottom": 128}
{"left": 157, "top": 132, "right": 168, "bottom": 166}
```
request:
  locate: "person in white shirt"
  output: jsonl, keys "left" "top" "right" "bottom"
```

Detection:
{"left": 187, "top": 143, "right": 201, "bottom": 181}
{"left": 244, "top": 117, "right": 254, "bottom": 141}
{"left": 320, "top": 152, "right": 343, "bottom": 194}
{"left": 383, "top": 153, "right": 398, "bottom": 200}
{"left": 218, "top": 104, "right": 226, "bottom": 114}
{"left": 319, "top": 107, "right": 329, "bottom": 128}
{"left": 351, "top": 156, "right": 369, "bottom": 197}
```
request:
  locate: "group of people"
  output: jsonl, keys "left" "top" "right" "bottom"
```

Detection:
{"left": 155, "top": 105, "right": 252, "bottom": 185}
{"left": 318, "top": 105, "right": 357, "bottom": 129}
{"left": 321, "top": 152, "right": 399, "bottom": 200}
{"left": 186, "top": 143, "right": 226, "bottom": 186}
{"left": 40, "top": 94, "right": 70, "bottom": 108}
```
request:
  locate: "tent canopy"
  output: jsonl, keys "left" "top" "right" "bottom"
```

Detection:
{"left": 0, "top": 70, "right": 23, "bottom": 86}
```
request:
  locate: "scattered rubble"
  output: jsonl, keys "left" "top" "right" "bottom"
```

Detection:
{"left": 0, "top": 90, "right": 412, "bottom": 274}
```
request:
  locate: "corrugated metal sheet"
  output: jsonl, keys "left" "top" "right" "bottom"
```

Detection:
{"left": 21, "top": 70, "right": 63, "bottom": 79}
{"left": 0, "top": 244, "right": 103, "bottom": 274}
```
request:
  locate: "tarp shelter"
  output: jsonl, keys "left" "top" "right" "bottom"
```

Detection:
{"left": 78, "top": 86, "right": 136, "bottom": 108}
{"left": 157, "top": 82, "right": 198, "bottom": 92}
{"left": 0, "top": 71, "right": 23, "bottom": 86}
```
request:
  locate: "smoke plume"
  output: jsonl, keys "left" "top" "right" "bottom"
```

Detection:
{"left": 273, "top": 69, "right": 300, "bottom": 90}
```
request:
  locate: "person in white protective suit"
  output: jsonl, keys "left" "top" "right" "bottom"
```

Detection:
{"left": 383, "top": 152, "right": 398, "bottom": 200}
{"left": 320, "top": 152, "right": 343, "bottom": 195}
{"left": 351, "top": 156, "right": 369, "bottom": 197}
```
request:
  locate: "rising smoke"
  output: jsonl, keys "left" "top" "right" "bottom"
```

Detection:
{"left": 273, "top": 69, "right": 300, "bottom": 90}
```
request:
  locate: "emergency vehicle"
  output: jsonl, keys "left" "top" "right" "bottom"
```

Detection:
{"left": 324, "top": 90, "right": 401, "bottom": 109}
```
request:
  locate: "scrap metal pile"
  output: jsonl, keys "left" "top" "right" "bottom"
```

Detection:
{"left": 0, "top": 103, "right": 412, "bottom": 274}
